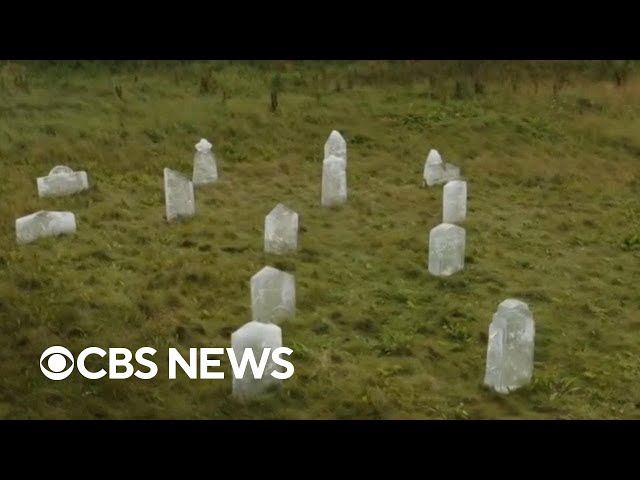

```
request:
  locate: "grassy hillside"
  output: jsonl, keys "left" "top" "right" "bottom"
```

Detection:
{"left": 0, "top": 60, "right": 639, "bottom": 419}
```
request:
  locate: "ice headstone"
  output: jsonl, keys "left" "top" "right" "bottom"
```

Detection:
{"left": 231, "top": 321, "right": 283, "bottom": 398}
{"left": 251, "top": 266, "right": 295, "bottom": 324}
{"left": 264, "top": 203, "right": 298, "bottom": 254}
{"left": 164, "top": 168, "right": 195, "bottom": 222}
{"left": 428, "top": 223, "right": 465, "bottom": 276}
{"left": 36, "top": 165, "right": 89, "bottom": 198}
{"left": 484, "top": 299, "right": 535, "bottom": 394}
{"left": 16, "top": 210, "right": 77, "bottom": 244}
{"left": 321, "top": 155, "right": 347, "bottom": 207}
{"left": 423, "top": 149, "right": 444, "bottom": 186}
{"left": 324, "top": 130, "right": 347, "bottom": 164}
{"left": 444, "top": 163, "right": 461, "bottom": 182}
{"left": 192, "top": 138, "right": 218, "bottom": 186}
{"left": 443, "top": 180, "right": 467, "bottom": 224}
{"left": 423, "top": 149, "right": 461, "bottom": 186}
{"left": 49, "top": 165, "right": 73, "bottom": 175}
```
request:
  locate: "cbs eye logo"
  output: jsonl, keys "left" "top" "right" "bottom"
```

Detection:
{"left": 40, "top": 346, "right": 75, "bottom": 380}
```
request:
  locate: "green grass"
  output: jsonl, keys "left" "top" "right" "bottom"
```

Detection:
{"left": 1, "top": 60, "right": 639, "bottom": 419}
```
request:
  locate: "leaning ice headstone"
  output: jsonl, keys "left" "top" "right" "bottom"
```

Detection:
{"left": 16, "top": 210, "right": 77, "bottom": 244}
{"left": 264, "top": 203, "right": 298, "bottom": 254}
{"left": 428, "top": 223, "right": 465, "bottom": 276}
{"left": 36, "top": 165, "right": 89, "bottom": 198}
{"left": 443, "top": 180, "right": 467, "bottom": 224}
{"left": 231, "top": 321, "right": 283, "bottom": 398}
{"left": 164, "top": 168, "right": 195, "bottom": 222}
{"left": 324, "top": 130, "right": 347, "bottom": 165}
{"left": 192, "top": 138, "right": 218, "bottom": 186}
{"left": 444, "top": 163, "right": 461, "bottom": 182}
{"left": 251, "top": 266, "right": 295, "bottom": 324}
{"left": 484, "top": 299, "right": 535, "bottom": 394}
{"left": 321, "top": 155, "right": 347, "bottom": 207}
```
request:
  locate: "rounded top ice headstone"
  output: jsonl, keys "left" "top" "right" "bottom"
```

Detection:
{"left": 231, "top": 320, "right": 282, "bottom": 343}
{"left": 231, "top": 320, "right": 283, "bottom": 398}
{"left": 49, "top": 165, "right": 74, "bottom": 176}
{"left": 195, "top": 138, "right": 212, "bottom": 152}
{"left": 491, "top": 298, "right": 535, "bottom": 344}
{"left": 442, "top": 180, "right": 467, "bottom": 224}
{"left": 269, "top": 203, "right": 295, "bottom": 216}
{"left": 431, "top": 222, "right": 463, "bottom": 234}
{"left": 484, "top": 298, "right": 536, "bottom": 394}
{"left": 496, "top": 299, "right": 532, "bottom": 317}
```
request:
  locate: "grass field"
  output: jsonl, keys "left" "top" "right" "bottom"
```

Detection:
{"left": 0, "top": 60, "right": 639, "bottom": 419}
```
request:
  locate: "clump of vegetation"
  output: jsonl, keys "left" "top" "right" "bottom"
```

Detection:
{"left": 270, "top": 73, "right": 281, "bottom": 113}
{"left": 0, "top": 62, "right": 29, "bottom": 92}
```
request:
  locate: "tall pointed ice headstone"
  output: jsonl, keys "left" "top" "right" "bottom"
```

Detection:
{"left": 443, "top": 180, "right": 467, "bottom": 224}
{"left": 484, "top": 299, "right": 535, "bottom": 394}
{"left": 423, "top": 149, "right": 461, "bottom": 186}
{"left": 423, "top": 149, "right": 445, "bottom": 186}
{"left": 16, "top": 210, "right": 77, "bottom": 244}
{"left": 321, "top": 155, "right": 347, "bottom": 207}
{"left": 164, "top": 168, "right": 195, "bottom": 222}
{"left": 428, "top": 223, "right": 465, "bottom": 276}
{"left": 192, "top": 138, "right": 218, "bottom": 186}
{"left": 37, "top": 165, "right": 89, "bottom": 198}
{"left": 231, "top": 321, "right": 283, "bottom": 398}
{"left": 324, "top": 130, "right": 347, "bottom": 165}
{"left": 264, "top": 203, "right": 298, "bottom": 254}
{"left": 251, "top": 266, "right": 295, "bottom": 324}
